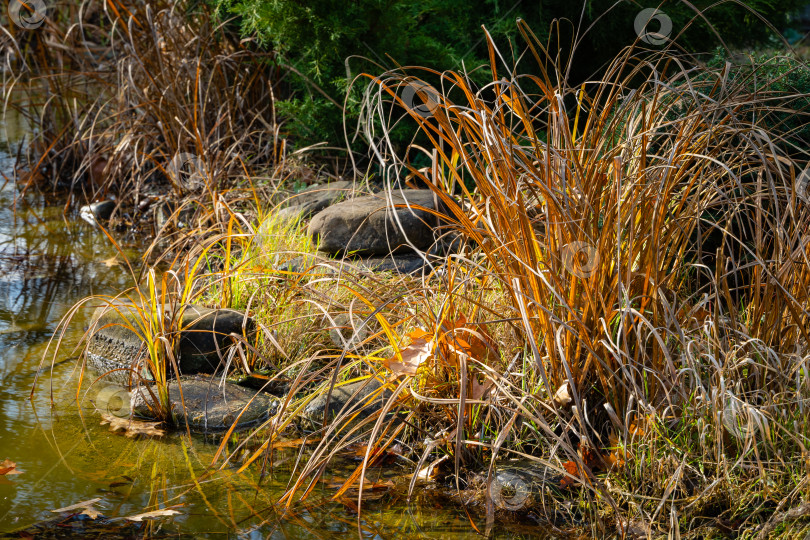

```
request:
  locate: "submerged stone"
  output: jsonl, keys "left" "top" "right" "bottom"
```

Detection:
{"left": 131, "top": 375, "right": 278, "bottom": 433}
{"left": 303, "top": 378, "right": 393, "bottom": 427}
{"left": 86, "top": 302, "right": 254, "bottom": 387}
{"left": 491, "top": 460, "right": 562, "bottom": 510}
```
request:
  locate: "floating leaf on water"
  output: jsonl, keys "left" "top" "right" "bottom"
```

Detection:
{"left": 0, "top": 459, "right": 22, "bottom": 475}
{"left": 123, "top": 506, "right": 182, "bottom": 522}
{"left": 101, "top": 255, "right": 120, "bottom": 267}
{"left": 100, "top": 413, "right": 166, "bottom": 438}
{"left": 51, "top": 497, "right": 104, "bottom": 519}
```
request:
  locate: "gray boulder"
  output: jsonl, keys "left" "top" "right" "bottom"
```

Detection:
{"left": 303, "top": 378, "right": 393, "bottom": 427}
{"left": 86, "top": 302, "right": 254, "bottom": 386}
{"left": 308, "top": 189, "right": 450, "bottom": 255}
{"left": 130, "top": 375, "right": 277, "bottom": 433}
{"left": 277, "top": 180, "right": 357, "bottom": 221}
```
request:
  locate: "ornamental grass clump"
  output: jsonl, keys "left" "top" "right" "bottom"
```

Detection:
{"left": 295, "top": 21, "right": 810, "bottom": 528}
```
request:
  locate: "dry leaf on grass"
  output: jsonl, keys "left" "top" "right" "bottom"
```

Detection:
{"left": 51, "top": 498, "right": 104, "bottom": 519}
{"left": 0, "top": 459, "right": 22, "bottom": 475}
{"left": 559, "top": 460, "right": 580, "bottom": 489}
{"left": 101, "top": 413, "right": 165, "bottom": 438}
{"left": 552, "top": 380, "right": 572, "bottom": 408}
{"left": 383, "top": 329, "right": 433, "bottom": 377}
{"left": 470, "top": 378, "right": 494, "bottom": 400}
{"left": 123, "top": 506, "right": 182, "bottom": 522}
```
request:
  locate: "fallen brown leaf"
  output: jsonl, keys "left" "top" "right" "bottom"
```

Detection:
{"left": 384, "top": 333, "right": 432, "bottom": 377}
{"left": 470, "top": 378, "right": 494, "bottom": 400}
{"left": 100, "top": 413, "right": 165, "bottom": 438}
{"left": 51, "top": 498, "right": 103, "bottom": 519}
{"left": 101, "top": 255, "right": 120, "bottom": 268}
{"left": 0, "top": 459, "right": 22, "bottom": 475}
{"left": 559, "top": 460, "right": 579, "bottom": 489}
{"left": 123, "top": 506, "right": 182, "bottom": 522}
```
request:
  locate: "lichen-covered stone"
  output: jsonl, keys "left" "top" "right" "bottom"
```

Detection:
{"left": 131, "top": 375, "right": 277, "bottom": 433}
{"left": 86, "top": 302, "right": 254, "bottom": 386}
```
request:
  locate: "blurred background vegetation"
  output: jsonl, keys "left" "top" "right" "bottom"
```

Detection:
{"left": 212, "top": 0, "right": 810, "bottom": 154}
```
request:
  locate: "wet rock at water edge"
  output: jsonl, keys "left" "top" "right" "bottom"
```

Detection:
{"left": 275, "top": 180, "right": 359, "bottom": 222}
{"left": 307, "top": 189, "right": 451, "bottom": 255}
{"left": 79, "top": 199, "right": 115, "bottom": 224}
{"left": 86, "top": 302, "right": 254, "bottom": 387}
{"left": 303, "top": 378, "right": 393, "bottom": 427}
{"left": 130, "top": 375, "right": 278, "bottom": 433}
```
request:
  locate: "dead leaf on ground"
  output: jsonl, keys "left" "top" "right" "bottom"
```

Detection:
{"left": 101, "top": 413, "right": 166, "bottom": 438}
{"left": 552, "top": 380, "right": 572, "bottom": 408}
{"left": 123, "top": 506, "right": 182, "bottom": 522}
{"left": 383, "top": 330, "right": 433, "bottom": 377}
{"left": 469, "top": 378, "right": 494, "bottom": 400}
{"left": 0, "top": 459, "right": 22, "bottom": 475}
{"left": 559, "top": 460, "right": 580, "bottom": 489}
{"left": 51, "top": 498, "right": 104, "bottom": 519}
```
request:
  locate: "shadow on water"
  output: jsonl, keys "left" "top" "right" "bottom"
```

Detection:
{"left": 0, "top": 107, "right": 545, "bottom": 540}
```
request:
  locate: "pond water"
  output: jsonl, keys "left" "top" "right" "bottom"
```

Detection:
{"left": 0, "top": 115, "right": 542, "bottom": 538}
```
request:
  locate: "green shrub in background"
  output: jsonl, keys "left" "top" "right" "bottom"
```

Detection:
{"left": 707, "top": 49, "right": 810, "bottom": 158}
{"left": 213, "top": 0, "right": 809, "bottom": 152}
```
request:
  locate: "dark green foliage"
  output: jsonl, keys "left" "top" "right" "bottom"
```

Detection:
{"left": 708, "top": 49, "right": 810, "bottom": 157}
{"left": 213, "top": 0, "right": 809, "bottom": 151}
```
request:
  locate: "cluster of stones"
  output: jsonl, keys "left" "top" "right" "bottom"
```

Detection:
{"left": 86, "top": 302, "right": 393, "bottom": 434}
{"left": 86, "top": 182, "right": 452, "bottom": 434}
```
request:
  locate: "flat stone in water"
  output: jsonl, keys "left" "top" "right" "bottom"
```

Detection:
{"left": 131, "top": 375, "right": 277, "bottom": 433}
